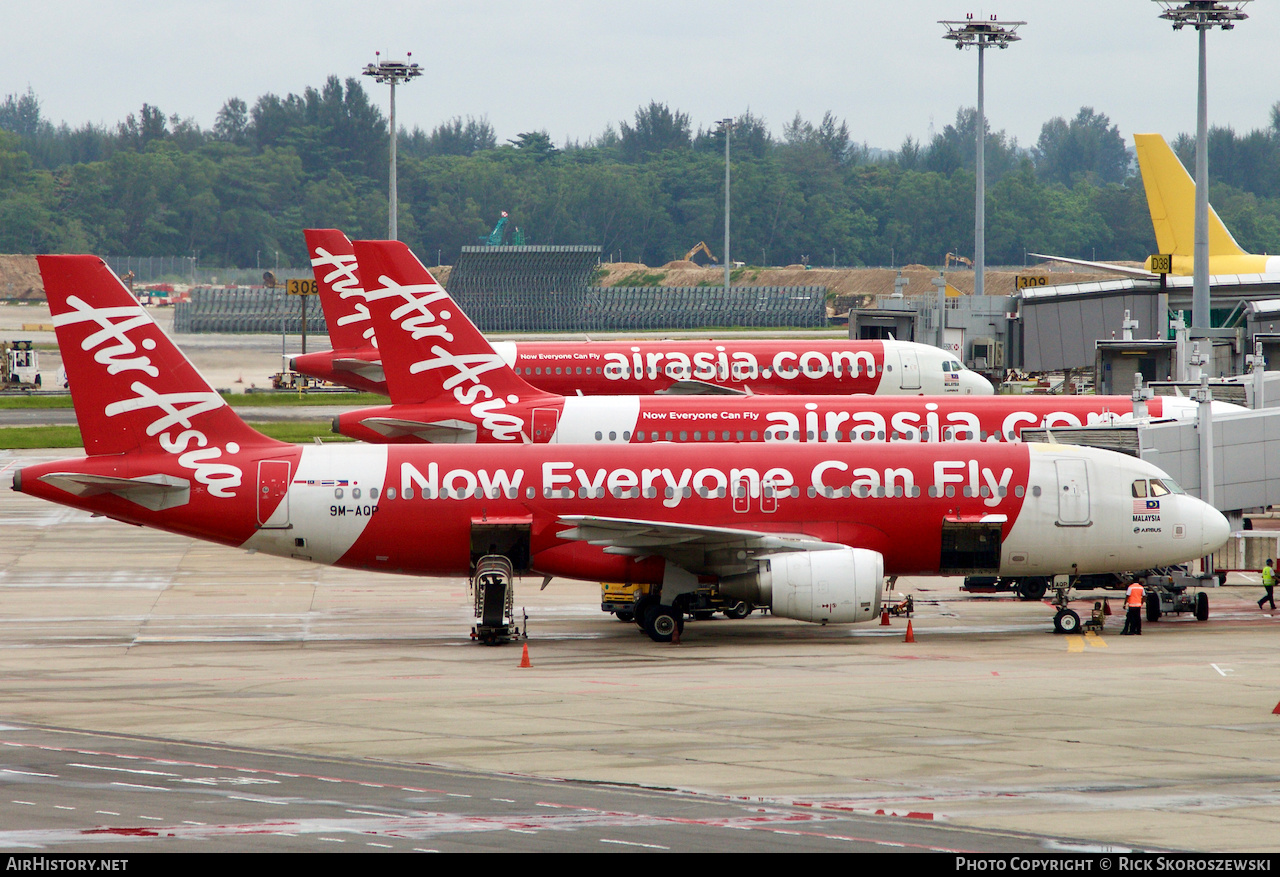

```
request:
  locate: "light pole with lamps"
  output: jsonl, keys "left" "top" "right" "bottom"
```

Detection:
{"left": 716, "top": 118, "right": 733, "bottom": 293}
{"left": 939, "top": 15, "right": 1023, "bottom": 298}
{"left": 362, "top": 52, "right": 422, "bottom": 241}
{"left": 1153, "top": 1, "right": 1250, "bottom": 337}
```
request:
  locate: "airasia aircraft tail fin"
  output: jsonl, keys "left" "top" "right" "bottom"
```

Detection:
{"left": 37, "top": 255, "right": 285, "bottom": 459}
{"left": 304, "top": 228, "right": 377, "bottom": 350}
{"left": 351, "top": 240, "right": 547, "bottom": 406}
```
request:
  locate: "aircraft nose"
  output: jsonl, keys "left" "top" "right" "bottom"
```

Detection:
{"left": 962, "top": 370, "right": 994, "bottom": 396}
{"left": 1200, "top": 503, "right": 1231, "bottom": 555}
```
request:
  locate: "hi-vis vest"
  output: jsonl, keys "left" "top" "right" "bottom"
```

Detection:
{"left": 1126, "top": 583, "right": 1145, "bottom": 607}
{"left": 1264, "top": 565, "right": 1276, "bottom": 587}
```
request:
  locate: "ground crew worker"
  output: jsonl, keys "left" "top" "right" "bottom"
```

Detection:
{"left": 1121, "top": 578, "right": 1145, "bottom": 635}
{"left": 1259, "top": 559, "right": 1276, "bottom": 611}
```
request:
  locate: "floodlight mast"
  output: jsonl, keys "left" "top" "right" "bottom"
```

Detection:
{"left": 716, "top": 118, "right": 734, "bottom": 293}
{"left": 362, "top": 52, "right": 422, "bottom": 241}
{"left": 939, "top": 15, "right": 1023, "bottom": 299}
{"left": 1153, "top": 1, "right": 1250, "bottom": 338}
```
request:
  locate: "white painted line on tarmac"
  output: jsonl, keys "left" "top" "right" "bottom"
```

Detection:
{"left": 601, "top": 838, "right": 669, "bottom": 849}
{"left": 227, "top": 795, "right": 290, "bottom": 806}
{"left": 70, "top": 762, "right": 179, "bottom": 778}
{"left": 1212, "top": 664, "right": 1235, "bottom": 676}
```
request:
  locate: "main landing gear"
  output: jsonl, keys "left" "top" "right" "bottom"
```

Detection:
{"left": 634, "top": 596, "right": 685, "bottom": 643}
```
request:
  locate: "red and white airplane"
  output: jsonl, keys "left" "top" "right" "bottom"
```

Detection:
{"left": 293, "top": 229, "right": 993, "bottom": 397}
{"left": 332, "top": 240, "right": 1238, "bottom": 446}
{"left": 15, "top": 255, "right": 1229, "bottom": 642}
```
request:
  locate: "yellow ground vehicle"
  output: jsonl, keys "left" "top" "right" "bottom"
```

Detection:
{"left": 601, "top": 581, "right": 756, "bottom": 623}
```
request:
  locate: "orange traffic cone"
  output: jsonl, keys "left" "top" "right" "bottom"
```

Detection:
{"left": 905, "top": 621, "right": 915, "bottom": 643}
{"left": 880, "top": 608, "right": 891, "bottom": 626}
{"left": 1103, "top": 599, "right": 1112, "bottom": 616}
{"left": 518, "top": 642, "right": 531, "bottom": 668}
{"left": 1272, "top": 700, "right": 1280, "bottom": 716}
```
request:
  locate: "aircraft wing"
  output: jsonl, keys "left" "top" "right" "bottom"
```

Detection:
{"left": 37, "top": 472, "right": 190, "bottom": 511}
{"left": 357, "top": 416, "right": 478, "bottom": 443}
{"left": 556, "top": 514, "right": 844, "bottom": 577}
{"left": 655, "top": 380, "right": 749, "bottom": 396}
{"left": 332, "top": 357, "right": 386, "bottom": 382}
{"left": 1027, "top": 254, "right": 1158, "bottom": 280}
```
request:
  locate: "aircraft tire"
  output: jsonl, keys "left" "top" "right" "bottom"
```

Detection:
{"left": 1147, "top": 595, "right": 1161, "bottom": 623}
{"left": 1053, "top": 609, "right": 1080, "bottom": 635}
{"left": 644, "top": 605, "right": 683, "bottom": 643}
{"left": 1017, "top": 578, "right": 1048, "bottom": 601}
{"left": 1196, "top": 591, "right": 1209, "bottom": 622}
{"left": 633, "top": 596, "right": 656, "bottom": 629}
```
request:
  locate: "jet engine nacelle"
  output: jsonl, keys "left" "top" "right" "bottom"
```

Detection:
{"left": 720, "top": 547, "right": 884, "bottom": 624}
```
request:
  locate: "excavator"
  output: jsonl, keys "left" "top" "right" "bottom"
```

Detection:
{"left": 684, "top": 242, "right": 719, "bottom": 266}
{"left": 945, "top": 252, "right": 973, "bottom": 270}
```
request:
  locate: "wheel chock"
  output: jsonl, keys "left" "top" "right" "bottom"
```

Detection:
{"left": 905, "top": 621, "right": 916, "bottom": 643}
{"left": 519, "top": 643, "right": 531, "bottom": 668}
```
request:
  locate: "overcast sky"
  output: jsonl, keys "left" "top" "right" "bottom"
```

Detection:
{"left": 4, "top": 1, "right": 1276, "bottom": 152}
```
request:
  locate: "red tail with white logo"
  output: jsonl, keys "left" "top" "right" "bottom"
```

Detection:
{"left": 304, "top": 228, "right": 375, "bottom": 351}
{"left": 39, "top": 254, "right": 285, "bottom": 470}
{"left": 352, "top": 239, "right": 553, "bottom": 411}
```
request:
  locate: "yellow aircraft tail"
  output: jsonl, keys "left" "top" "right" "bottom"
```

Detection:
{"left": 1133, "top": 133, "right": 1247, "bottom": 260}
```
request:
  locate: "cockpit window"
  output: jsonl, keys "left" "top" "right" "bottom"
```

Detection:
{"left": 1149, "top": 479, "right": 1173, "bottom": 497}
{"left": 1132, "top": 480, "right": 1148, "bottom": 498}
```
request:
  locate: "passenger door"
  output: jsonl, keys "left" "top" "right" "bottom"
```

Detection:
{"left": 1055, "top": 459, "right": 1091, "bottom": 526}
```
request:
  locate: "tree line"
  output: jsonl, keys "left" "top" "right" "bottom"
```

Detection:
{"left": 0, "top": 77, "right": 1278, "bottom": 273}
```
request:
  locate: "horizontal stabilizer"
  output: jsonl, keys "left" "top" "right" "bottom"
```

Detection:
{"left": 1027, "top": 254, "right": 1157, "bottom": 279}
{"left": 359, "top": 416, "right": 478, "bottom": 444}
{"left": 656, "top": 380, "right": 749, "bottom": 396}
{"left": 38, "top": 472, "right": 191, "bottom": 511}
{"left": 332, "top": 358, "right": 386, "bottom": 382}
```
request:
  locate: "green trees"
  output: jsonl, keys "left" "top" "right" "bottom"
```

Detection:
{"left": 1033, "top": 108, "right": 1129, "bottom": 187}
{"left": 1, "top": 80, "right": 1278, "bottom": 272}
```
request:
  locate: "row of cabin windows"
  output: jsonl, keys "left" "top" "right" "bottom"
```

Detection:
{"left": 515, "top": 365, "right": 877, "bottom": 378}
{"left": 336, "top": 484, "right": 1025, "bottom": 501}
{"left": 593, "top": 428, "right": 1016, "bottom": 442}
